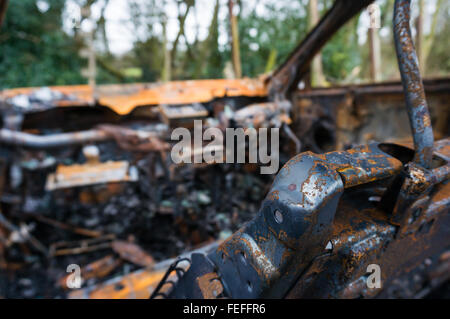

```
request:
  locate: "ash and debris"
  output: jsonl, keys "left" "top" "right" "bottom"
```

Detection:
{"left": 0, "top": 140, "right": 274, "bottom": 297}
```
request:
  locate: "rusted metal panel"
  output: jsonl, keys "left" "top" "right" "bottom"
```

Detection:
{"left": 160, "top": 0, "right": 449, "bottom": 299}
{"left": 71, "top": 241, "right": 220, "bottom": 299}
{"left": 0, "top": 0, "right": 447, "bottom": 300}
{"left": 1, "top": 78, "right": 267, "bottom": 116}
{"left": 291, "top": 79, "right": 450, "bottom": 152}
{"left": 167, "top": 142, "right": 407, "bottom": 298}
{"left": 286, "top": 181, "right": 450, "bottom": 298}
{"left": 69, "top": 268, "right": 167, "bottom": 299}
{"left": 163, "top": 137, "right": 449, "bottom": 299}
{"left": 111, "top": 240, "right": 155, "bottom": 268}
{"left": 159, "top": 103, "right": 208, "bottom": 128}
{"left": 45, "top": 161, "right": 138, "bottom": 191}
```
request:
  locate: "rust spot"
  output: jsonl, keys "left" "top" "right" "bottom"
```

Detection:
{"left": 196, "top": 272, "right": 223, "bottom": 299}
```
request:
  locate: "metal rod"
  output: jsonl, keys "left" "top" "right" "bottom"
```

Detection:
{"left": 0, "top": 124, "right": 164, "bottom": 150}
{"left": 431, "top": 164, "right": 450, "bottom": 185}
{"left": 0, "top": 128, "right": 109, "bottom": 149}
{"left": 393, "top": 0, "right": 434, "bottom": 169}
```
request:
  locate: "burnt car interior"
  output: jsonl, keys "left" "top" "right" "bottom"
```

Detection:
{"left": 0, "top": 0, "right": 448, "bottom": 299}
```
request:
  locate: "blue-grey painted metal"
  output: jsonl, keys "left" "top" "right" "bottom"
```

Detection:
{"left": 393, "top": 0, "right": 434, "bottom": 169}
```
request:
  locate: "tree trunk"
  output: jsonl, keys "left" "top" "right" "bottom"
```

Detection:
{"left": 162, "top": 18, "right": 171, "bottom": 82}
{"left": 195, "top": 0, "right": 220, "bottom": 78}
{"left": 228, "top": 0, "right": 242, "bottom": 78}
{"left": 309, "top": 0, "right": 325, "bottom": 86}
{"left": 170, "top": 1, "right": 193, "bottom": 76}
{"left": 367, "top": 3, "right": 381, "bottom": 82}
{"left": 368, "top": 27, "right": 381, "bottom": 82}
{"left": 97, "top": 0, "right": 110, "bottom": 55}
{"left": 422, "top": 0, "right": 443, "bottom": 75}
{"left": 0, "top": 0, "right": 8, "bottom": 31}
{"left": 96, "top": 56, "right": 125, "bottom": 81}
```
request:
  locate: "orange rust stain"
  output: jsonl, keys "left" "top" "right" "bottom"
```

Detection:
{"left": 429, "top": 182, "right": 450, "bottom": 204}
{"left": 69, "top": 269, "right": 167, "bottom": 299}
{"left": 267, "top": 190, "right": 280, "bottom": 201}
{"left": 197, "top": 272, "right": 223, "bottom": 299}
{"left": 53, "top": 161, "right": 129, "bottom": 178}
{"left": 2, "top": 78, "right": 267, "bottom": 115}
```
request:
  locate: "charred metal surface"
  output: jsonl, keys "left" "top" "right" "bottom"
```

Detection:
{"left": 289, "top": 141, "right": 449, "bottom": 299}
{"left": 167, "top": 138, "right": 449, "bottom": 299}
{"left": 394, "top": 0, "right": 434, "bottom": 169}
{"left": 0, "top": 0, "right": 448, "bottom": 299}
{"left": 1, "top": 79, "right": 267, "bottom": 116}
{"left": 0, "top": 125, "right": 167, "bottom": 151}
{"left": 286, "top": 166, "right": 450, "bottom": 298}
{"left": 292, "top": 79, "right": 450, "bottom": 152}
{"left": 169, "top": 143, "right": 407, "bottom": 298}
{"left": 386, "top": 0, "right": 447, "bottom": 241}
{"left": 0, "top": 128, "right": 109, "bottom": 149}
{"left": 389, "top": 160, "right": 450, "bottom": 231}
{"left": 267, "top": 0, "right": 374, "bottom": 100}
{"left": 167, "top": 254, "right": 222, "bottom": 299}
{"left": 165, "top": 0, "right": 449, "bottom": 299}
{"left": 45, "top": 160, "right": 138, "bottom": 191}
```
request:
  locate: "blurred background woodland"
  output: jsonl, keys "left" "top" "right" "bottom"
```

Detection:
{"left": 0, "top": 0, "right": 449, "bottom": 89}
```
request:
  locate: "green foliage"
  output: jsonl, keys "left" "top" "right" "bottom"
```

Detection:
{"left": 321, "top": 16, "right": 361, "bottom": 83}
{"left": 0, "top": 0, "right": 85, "bottom": 88}
{"left": 236, "top": 1, "right": 308, "bottom": 77}
{"left": 426, "top": 1, "right": 450, "bottom": 76}
{"left": 131, "top": 37, "right": 165, "bottom": 82}
{"left": 0, "top": 0, "right": 448, "bottom": 88}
